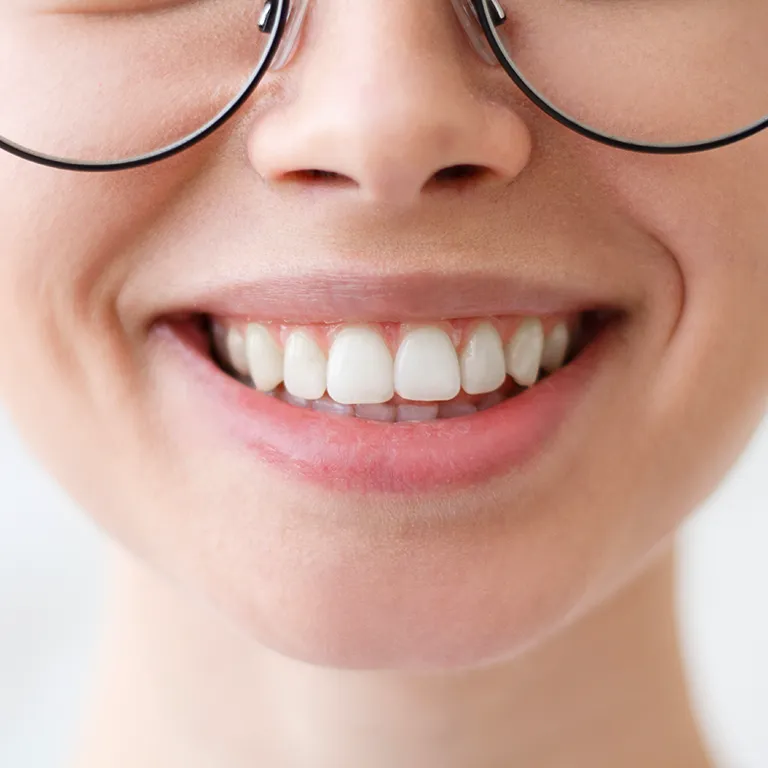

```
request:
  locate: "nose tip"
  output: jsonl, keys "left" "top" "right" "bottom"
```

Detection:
{"left": 247, "top": 6, "right": 532, "bottom": 206}
{"left": 250, "top": 101, "right": 531, "bottom": 205}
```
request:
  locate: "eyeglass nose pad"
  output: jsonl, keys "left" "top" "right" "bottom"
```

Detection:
{"left": 259, "top": 0, "right": 311, "bottom": 71}
{"left": 259, "top": 0, "right": 505, "bottom": 72}
{"left": 450, "top": 0, "right": 506, "bottom": 67}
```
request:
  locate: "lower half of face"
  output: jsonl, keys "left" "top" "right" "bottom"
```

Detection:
{"left": 2, "top": 126, "right": 768, "bottom": 671}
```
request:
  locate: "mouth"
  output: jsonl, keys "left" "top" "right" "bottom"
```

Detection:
{"left": 151, "top": 274, "right": 626, "bottom": 494}
{"left": 207, "top": 312, "right": 602, "bottom": 421}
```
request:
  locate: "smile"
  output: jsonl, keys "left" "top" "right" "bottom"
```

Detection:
{"left": 153, "top": 273, "right": 627, "bottom": 494}
{"left": 210, "top": 313, "right": 588, "bottom": 421}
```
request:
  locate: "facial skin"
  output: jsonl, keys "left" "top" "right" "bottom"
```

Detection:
{"left": 1, "top": 0, "right": 767, "bottom": 676}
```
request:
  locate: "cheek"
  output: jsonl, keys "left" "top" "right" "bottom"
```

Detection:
{"left": 0, "top": 150, "right": 194, "bottom": 388}
{"left": 0, "top": 155, "right": 189, "bottom": 524}
{"left": 589, "top": 132, "right": 768, "bottom": 302}
{"left": 583, "top": 134, "right": 768, "bottom": 547}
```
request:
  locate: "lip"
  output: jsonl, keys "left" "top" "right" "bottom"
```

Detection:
{"left": 150, "top": 309, "right": 623, "bottom": 494}
{"left": 142, "top": 270, "right": 626, "bottom": 325}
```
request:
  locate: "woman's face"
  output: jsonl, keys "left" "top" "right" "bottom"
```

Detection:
{"left": 1, "top": 0, "right": 767, "bottom": 669}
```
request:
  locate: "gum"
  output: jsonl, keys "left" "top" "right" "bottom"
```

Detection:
{"left": 211, "top": 311, "right": 583, "bottom": 357}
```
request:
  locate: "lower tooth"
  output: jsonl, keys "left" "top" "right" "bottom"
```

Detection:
{"left": 477, "top": 390, "right": 505, "bottom": 411}
{"left": 312, "top": 397, "right": 355, "bottom": 416}
{"left": 396, "top": 404, "right": 439, "bottom": 422}
{"left": 354, "top": 403, "right": 396, "bottom": 422}
{"left": 282, "top": 391, "right": 310, "bottom": 408}
{"left": 274, "top": 390, "right": 510, "bottom": 422}
{"left": 438, "top": 401, "right": 478, "bottom": 419}
{"left": 273, "top": 384, "right": 517, "bottom": 419}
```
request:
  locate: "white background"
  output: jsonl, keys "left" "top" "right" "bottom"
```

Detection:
{"left": 1, "top": 406, "right": 766, "bottom": 768}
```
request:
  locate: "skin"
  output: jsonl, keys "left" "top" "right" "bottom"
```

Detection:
{"left": 1, "top": 0, "right": 766, "bottom": 765}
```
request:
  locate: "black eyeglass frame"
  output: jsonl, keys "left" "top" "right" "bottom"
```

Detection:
{"left": 0, "top": 0, "right": 765, "bottom": 172}
{"left": 471, "top": 0, "right": 768, "bottom": 157}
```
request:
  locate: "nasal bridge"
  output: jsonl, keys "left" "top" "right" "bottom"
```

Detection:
{"left": 257, "top": 0, "right": 508, "bottom": 71}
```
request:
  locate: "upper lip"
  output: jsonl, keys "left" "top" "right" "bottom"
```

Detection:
{"left": 144, "top": 269, "right": 631, "bottom": 325}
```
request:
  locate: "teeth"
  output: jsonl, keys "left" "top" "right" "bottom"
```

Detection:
{"left": 459, "top": 322, "right": 506, "bottom": 395}
{"left": 476, "top": 389, "right": 505, "bottom": 411}
{"left": 245, "top": 324, "right": 284, "bottom": 392}
{"left": 396, "top": 404, "right": 440, "bottom": 422}
{"left": 213, "top": 323, "right": 250, "bottom": 376}
{"left": 274, "top": 395, "right": 498, "bottom": 422}
{"left": 327, "top": 326, "right": 394, "bottom": 405}
{"left": 540, "top": 322, "right": 570, "bottom": 372}
{"left": 281, "top": 390, "right": 310, "bottom": 408}
{"left": 312, "top": 396, "right": 355, "bottom": 417}
{"left": 216, "top": 312, "right": 585, "bottom": 409}
{"left": 355, "top": 403, "right": 396, "bottom": 422}
{"left": 284, "top": 331, "right": 327, "bottom": 400}
{"left": 394, "top": 327, "right": 461, "bottom": 402}
{"left": 438, "top": 401, "right": 478, "bottom": 419}
{"left": 505, "top": 317, "right": 544, "bottom": 387}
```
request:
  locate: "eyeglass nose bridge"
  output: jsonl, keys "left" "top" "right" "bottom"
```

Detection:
{"left": 258, "top": 0, "right": 508, "bottom": 72}
{"left": 258, "top": 0, "right": 312, "bottom": 70}
{"left": 451, "top": 0, "right": 507, "bottom": 66}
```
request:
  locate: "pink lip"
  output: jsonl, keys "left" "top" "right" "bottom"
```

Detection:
{"left": 152, "top": 313, "right": 621, "bottom": 494}
{"left": 142, "top": 270, "right": 624, "bottom": 324}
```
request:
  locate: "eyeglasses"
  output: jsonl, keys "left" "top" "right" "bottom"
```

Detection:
{"left": 0, "top": 0, "right": 765, "bottom": 172}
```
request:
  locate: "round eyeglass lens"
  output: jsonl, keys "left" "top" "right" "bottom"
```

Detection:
{"left": 0, "top": 0, "right": 298, "bottom": 167}
{"left": 476, "top": 0, "right": 768, "bottom": 148}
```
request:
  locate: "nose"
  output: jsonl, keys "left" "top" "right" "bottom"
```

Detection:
{"left": 247, "top": 0, "right": 532, "bottom": 206}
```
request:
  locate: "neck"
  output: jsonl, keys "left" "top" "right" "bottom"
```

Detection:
{"left": 73, "top": 541, "right": 715, "bottom": 768}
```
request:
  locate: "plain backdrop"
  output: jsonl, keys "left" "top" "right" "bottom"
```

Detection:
{"left": 1, "top": 405, "right": 766, "bottom": 768}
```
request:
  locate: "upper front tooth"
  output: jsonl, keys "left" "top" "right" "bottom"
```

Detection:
{"left": 327, "top": 327, "right": 394, "bottom": 405}
{"left": 245, "top": 324, "right": 284, "bottom": 391}
{"left": 460, "top": 322, "right": 506, "bottom": 395}
{"left": 540, "top": 322, "right": 570, "bottom": 371}
{"left": 505, "top": 317, "right": 544, "bottom": 387}
{"left": 394, "top": 327, "right": 461, "bottom": 401}
{"left": 284, "top": 330, "right": 327, "bottom": 400}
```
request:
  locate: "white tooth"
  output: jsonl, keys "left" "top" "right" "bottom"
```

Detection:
{"left": 505, "top": 317, "right": 544, "bottom": 387}
{"left": 312, "top": 396, "right": 355, "bottom": 417}
{"left": 327, "top": 327, "right": 394, "bottom": 405}
{"left": 354, "top": 403, "right": 396, "bottom": 422}
{"left": 540, "top": 322, "right": 570, "bottom": 372}
{"left": 438, "top": 401, "right": 478, "bottom": 419}
{"left": 245, "top": 324, "right": 284, "bottom": 391}
{"left": 460, "top": 323, "right": 506, "bottom": 395}
{"left": 281, "top": 391, "right": 310, "bottom": 408}
{"left": 396, "top": 404, "right": 439, "bottom": 422}
{"left": 394, "top": 327, "right": 461, "bottom": 402}
{"left": 284, "top": 331, "right": 327, "bottom": 400}
{"left": 213, "top": 323, "right": 250, "bottom": 376}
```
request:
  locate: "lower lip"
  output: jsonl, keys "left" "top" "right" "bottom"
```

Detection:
{"left": 154, "top": 315, "right": 621, "bottom": 494}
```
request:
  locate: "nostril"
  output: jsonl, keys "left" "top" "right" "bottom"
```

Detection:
{"left": 434, "top": 164, "right": 483, "bottom": 181}
{"left": 289, "top": 166, "right": 485, "bottom": 184}
{"left": 284, "top": 169, "right": 349, "bottom": 184}
{"left": 277, "top": 164, "right": 492, "bottom": 199}
{"left": 429, "top": 164, "right": 490, "bottom": 190}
